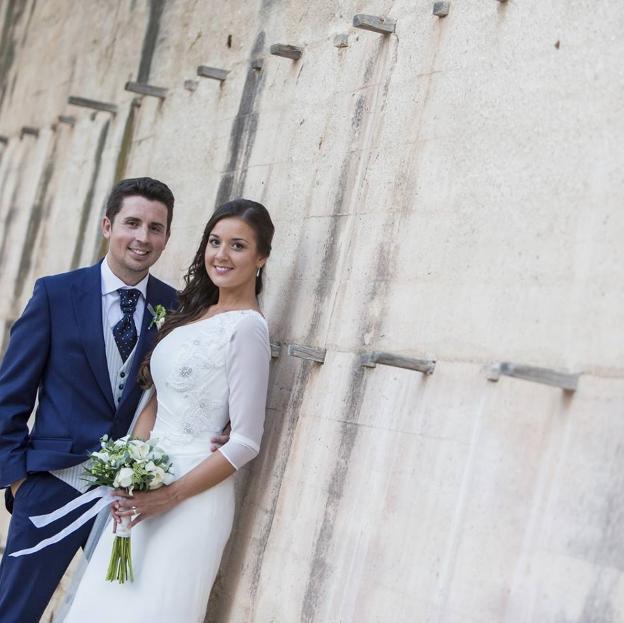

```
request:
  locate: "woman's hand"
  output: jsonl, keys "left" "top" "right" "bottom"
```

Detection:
{"left": 113, "top": 485, "right": 180, "bottom": 528}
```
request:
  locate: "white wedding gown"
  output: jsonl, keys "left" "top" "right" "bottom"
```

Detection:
{"left": 64, "top": 310, "right": 270, "bottom": 622}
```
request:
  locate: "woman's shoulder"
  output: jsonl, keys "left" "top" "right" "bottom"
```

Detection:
{"left": 228, "top": 310, "right": 269, "bottom": 346}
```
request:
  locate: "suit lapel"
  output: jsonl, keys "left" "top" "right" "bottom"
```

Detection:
{"left": 72, "top": 263, "right": 116, "bottom": 411}
{"left": 116, "top": 275, "right": 159, "bottom": 411}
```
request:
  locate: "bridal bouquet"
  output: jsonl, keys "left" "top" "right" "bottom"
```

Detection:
{"left": 84, "top": 435, "right": 175, "bottom": 583}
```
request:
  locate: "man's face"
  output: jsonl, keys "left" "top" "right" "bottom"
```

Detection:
{"left": 102, "top": 195, "right": 170, "bottom": 284}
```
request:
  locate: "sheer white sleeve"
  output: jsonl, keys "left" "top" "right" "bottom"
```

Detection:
{"left": 218, "top": 313, "right": 270, "bottom": 470}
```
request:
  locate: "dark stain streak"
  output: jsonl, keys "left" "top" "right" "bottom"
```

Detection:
{"left": 0, "top": 191, "right": 17, "bottom": 269}
{"left": 300, "top": 38, "right": 401, "bottom": 621}
{"left": 0, "top": 0, "right": 26, "bottom": 111}
{"left": 301, "top": 366, "right": 367, "bottom": 622}
{"left": 93, "top": 105, "right": 137, "bottom": 262}
{"left": 137, "top": 0, "right": 165, "bottom": 83}
{"left": 0, "top": 146, "right": 28, "bottom": 270}
{"left": 1, "top": 318, "right": 15, "bottom": 357}
{"left": 19, "top": 0, "right": 37, "bottom": 46}
{"left": 13, "top": 136, "right": 57, "bottom": 300}
{"left": 70, "top": 120, "right": 110, "bottom": 269}
{"left": 215, "top": 31, "right": 266, "bottom": 206}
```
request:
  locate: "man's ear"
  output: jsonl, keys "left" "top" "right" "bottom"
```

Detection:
{"left": 101, "top": 216, "right": 112, "bottom": 239}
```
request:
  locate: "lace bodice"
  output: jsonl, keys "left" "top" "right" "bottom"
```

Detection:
{"left": 150, "top": 310, "right": 270, "bottom": 469}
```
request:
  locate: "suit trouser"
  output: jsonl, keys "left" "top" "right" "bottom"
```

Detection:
{"left": 0, "top": 473, "right": 96, "bottom": 623}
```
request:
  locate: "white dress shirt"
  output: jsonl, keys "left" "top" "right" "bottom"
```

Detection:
{"left": 101, "top": 256, "right": 149, "bottom": 334}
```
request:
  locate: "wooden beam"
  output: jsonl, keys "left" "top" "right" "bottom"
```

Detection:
{"left": 361, "top": 352, "right": 435, "bottom": 375}
{"left": 486, "top": 362, "right": 580, "bottom": 391}
{"left": 196, "top": 65, "right": 229, "bottom": 81}
{"left": 433, "top": 2, "right": 450, "bottom": 17}
{"left": 287, "top": 343, "right": 326, "bottom": 363}
{"left": 124, "top": 82, "right": 168, "bottom": 99}
{"left": 20, "top": 126, "right": 39, "bottom": 139}
{"left": 270, "top": 44, "right": 303, "bottom": 61}
{"left": 68, "top": 96, "right": 118, "bottom": 114}
{"left": 352, "top": 14, "right": 396, "bottom": 35}
{"left": 57, "top": 115, "right": 76, "bottom": 127}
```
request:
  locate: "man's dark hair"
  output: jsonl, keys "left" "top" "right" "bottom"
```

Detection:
{"left": 105, "top": 177, "right": 175, "bottom": 232}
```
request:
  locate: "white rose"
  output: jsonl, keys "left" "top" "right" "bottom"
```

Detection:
{"left": 148, "top": 466, "right": 166, "bottom": 489}
{"left": 128, "top": 440, "right": 150, "bottom": 461}
{"left": 113, "top": 467, "right": 134, "bottom": 489}
{"left": 91, "top": 451, "right": 109, "bottom": 462}
{"left": 144, "top": 461, "right": 157, "bottom": 473}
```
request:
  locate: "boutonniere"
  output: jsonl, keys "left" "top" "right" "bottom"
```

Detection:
{"left": 147, "top": 304, "right": 167, "bottom": 330}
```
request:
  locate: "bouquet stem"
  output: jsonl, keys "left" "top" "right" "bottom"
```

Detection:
{"left": 106, "top": 516, "right": 134, "bottom": 583}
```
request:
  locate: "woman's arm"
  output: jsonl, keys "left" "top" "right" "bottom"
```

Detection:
{"left": 115, "top": 451, "right": 236, "bottom": 526}
{"left": 130, "top": 392, "right": 157, "bottom": 440}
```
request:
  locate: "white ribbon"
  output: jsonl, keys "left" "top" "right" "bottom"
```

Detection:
{"left": 9, "top": 485, "right": 118, "bottom": 558}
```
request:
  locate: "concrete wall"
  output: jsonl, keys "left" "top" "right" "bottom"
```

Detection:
{"left": 1, "top": 1, "right": 623, "bottom": 621}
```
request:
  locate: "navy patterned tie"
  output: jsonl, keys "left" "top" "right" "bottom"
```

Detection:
{"left": 113, "top": 288, "right": 141, "bottom": 362}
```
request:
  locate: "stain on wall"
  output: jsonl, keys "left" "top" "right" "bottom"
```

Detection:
{"left": 214, "top": 31, "right": 266, "bottom": 206}
{"left": 70, "top": 119, "right": 110, "bottom": 269}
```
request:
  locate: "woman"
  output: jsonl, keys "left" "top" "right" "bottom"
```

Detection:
{"left": 64, "top": 199, "right": 274, "bottom": 621}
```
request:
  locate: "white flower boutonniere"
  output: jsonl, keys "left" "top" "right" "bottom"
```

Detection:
{"left": 147, "top": 304, "right": 167, "bottom": 330}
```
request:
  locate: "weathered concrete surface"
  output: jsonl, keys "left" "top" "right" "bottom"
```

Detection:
{"left": 1, "top": 1, "right": 623, "bottom": 621}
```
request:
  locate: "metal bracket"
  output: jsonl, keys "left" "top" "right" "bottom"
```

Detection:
{"left": 270, "top": 44, "right": 303, "bottom": 61}
{"left": 361, "top": 352, "right": 435, "bottom": 375}
{"left": 486, "top": 362, "right": 580, "bottom": 391}
{"left": 125, "top": 82, "right": 168, "bottom": 99}
{"left": 287, "top": 343, "right": 326, "bottom": 363}
{"left": 352, "top": 14, "right": 396, "bottom": 35}
{"left": 196, "top": 66, "right": 229, "bottom": 81}
{"left": 68, "top": 96, "right": 118, "bottom": 114}
{"left": 270, "top": 342, "right": 281, "bottom": 359}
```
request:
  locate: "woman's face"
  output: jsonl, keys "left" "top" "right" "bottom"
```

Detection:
{"left": 204, "top": 217, "right": 265, "bottom": 293}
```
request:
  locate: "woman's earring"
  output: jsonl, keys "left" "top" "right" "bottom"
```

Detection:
{"left": 256, "top": 267, "right": 260, "bottom": 278}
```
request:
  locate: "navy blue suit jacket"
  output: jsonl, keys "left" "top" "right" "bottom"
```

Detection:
{"left": 0, "top": 262, "right": 178, "bottom": 488}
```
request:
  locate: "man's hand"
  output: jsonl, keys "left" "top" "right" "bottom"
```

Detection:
{"left": 10, "top": 478, "right": 25, "bottom": 498}
{"left": 211, "top": 421, "right": 231, "bottom": 452}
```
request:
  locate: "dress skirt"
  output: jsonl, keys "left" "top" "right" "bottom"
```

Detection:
{"left": 64, "top": 440, "right": 235, "bottom": 623}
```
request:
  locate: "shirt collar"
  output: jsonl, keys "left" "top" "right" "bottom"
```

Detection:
{"left": 101, "top": 256, "right": 149, "bottom": 299}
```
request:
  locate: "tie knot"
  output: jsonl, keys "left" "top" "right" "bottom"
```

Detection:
{"left": 118, "top": 288, "right": 141, "bottom": 315}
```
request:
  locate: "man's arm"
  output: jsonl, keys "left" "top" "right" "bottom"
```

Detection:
{"left": 0, "top": 278, "right": 51, "bottom": 488}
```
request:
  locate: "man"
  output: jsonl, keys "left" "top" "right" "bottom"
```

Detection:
{"left": 0, "top": 177, "right": 179, "bottom": 622}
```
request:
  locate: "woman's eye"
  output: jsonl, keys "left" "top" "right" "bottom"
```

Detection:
{"left": 209, "top": 239, "right": 219, "bottom": 247}
{"left": 232, "top": 243, "right": 244, "bottom": 250}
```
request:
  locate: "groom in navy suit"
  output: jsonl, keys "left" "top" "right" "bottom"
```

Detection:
{"left": 0, "top": 177, "right": 179, "bottom": 622}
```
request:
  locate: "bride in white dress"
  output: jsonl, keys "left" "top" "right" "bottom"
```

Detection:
{"left": 65, "top": 199, "right": 274, "bottom": 622}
